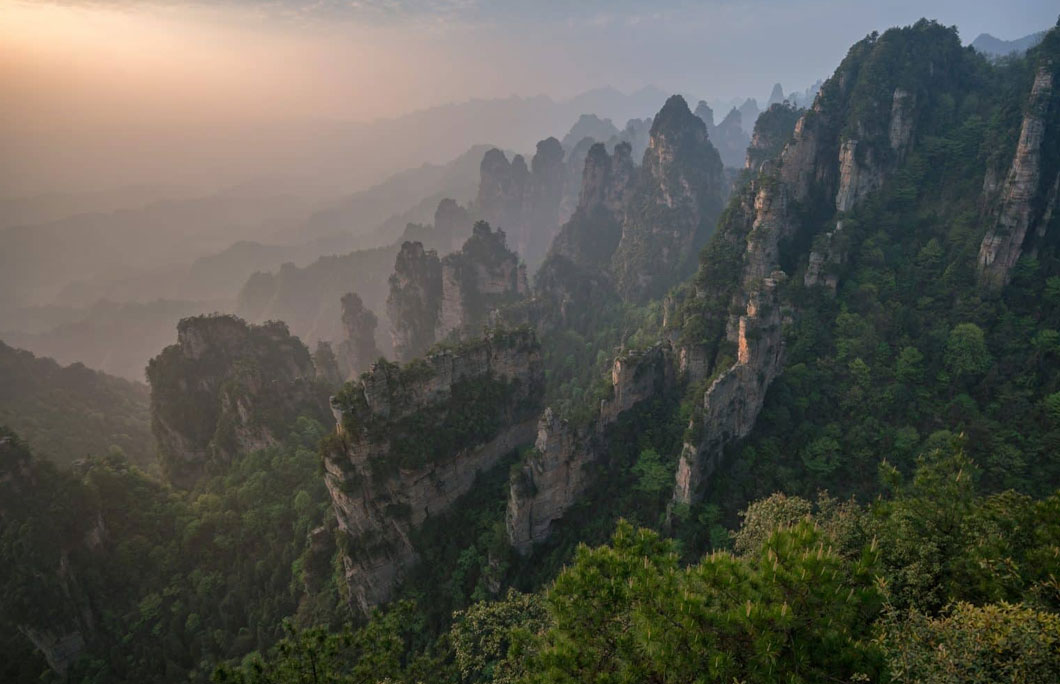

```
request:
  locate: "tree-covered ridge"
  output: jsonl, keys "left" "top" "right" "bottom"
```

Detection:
{"left": 0, "top": 340, "right": 155, "bottom": 471}
{"left": 0, "top": 419, "right": 340, "bottom": 683}
{"left": 6, "top": 15, "right": 1060, "bottom": 684}
{"left": 745, "top": 101, "right": 802, "bottom": 172}
{"left": 147, "top": 314, "right": 331, "bottom": 486}
{"left": 216, "top": 449, "right": 1060, "bottom": 683}
{"left": 697, "top": 20, "right": 1060, "bottom": 516}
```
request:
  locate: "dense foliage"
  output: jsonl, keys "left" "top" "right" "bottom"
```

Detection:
{"left": 215, "top": 450, "right": 1060, "bottom": 683}
{"left": 702, "top": 24, "right": 1060, "bottom": 521}
{"left": 1, "top": 418, "right": 339, "bottom": 682}
{"left": 5, "top": 17, "right": 1060, "bottom": 684}
{"left": 0, "top": 340, "right": 155, "bottom": 471}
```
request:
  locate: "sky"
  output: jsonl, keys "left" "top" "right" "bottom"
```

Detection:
{"left": 1, "top": 0, "right": 1057, "bottom": 194}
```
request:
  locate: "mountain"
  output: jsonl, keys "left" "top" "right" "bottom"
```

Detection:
{"left": 694, "top": 101, "right": 751, "bottom": 168}
{"left": 0, "top": 299, "right": 220, "bottom": 382}
{"left": 971, "top": 30, "right": 1047, "bottom": 57}
{"left": 387, "top": 222, "right": 528, "bottom": 361}
{"left": 0, "top": 341, "right": 154, "bottom": 471}
{"left": 293, "top": 144, "right": 493, "bottom": 245}
{"left": 7, "top": 17, "right": 1060, "bottom": 684}
{"left": 611, "top": 95, "right": 727, "bottom": 300}
{"left": 146, "top": 315, "right": 330, "bottom": 486}
{"left": 0, "top": 191, "right": 314, "bottom": 313}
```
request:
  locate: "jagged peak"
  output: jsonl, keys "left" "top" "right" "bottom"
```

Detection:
{"left": 649, "top": 94, "right": 704, "bottom": 140}
{"left": 532, "top": 136, "right": 564, "bottom": 172}
{"left": 510, "top": 154, "right": 529, "bottom": 176}
{"left": 480, "top": 147, "right": 510, "bottom": 173}
{"left": 719, "top": 107, "right": 742, "bottom": 129}
{"left": 694, "top": 100, "right": 715, "bottom": 128}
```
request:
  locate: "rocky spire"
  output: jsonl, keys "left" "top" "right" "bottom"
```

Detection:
{"left": 611, "top": 94, "right": 726, "bottom": 301}
{"left": 336, "top": 292, "right": 381, "bottom": 379}
{"left": 433, "top": 198, "right": 472, "bottom": 254}
{"left": 475, "top": 142, "right": 571, "bottom": 269}
{"left": 768, "top": 82, "right": 786, "bottom": 106}
{"left": 387, "top": 224, "right": 527, "bottom": 361}
{"left": 977, "top": 64, "right": 1059, "bottom": 288}
{"left": 694, "top": 100, "right": 715, "bottom": 130}
{"left": 387, "top": 242, "right": 443, "bottom": 362}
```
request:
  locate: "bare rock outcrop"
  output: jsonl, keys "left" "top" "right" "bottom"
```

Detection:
{"left": 324, "top": 329, "right": 544, "bottom": 611}
{"left": 673, "top": 24, "right": 958, "bottom": 505}
{"left": 388, "top": 223, "right": 528, "bottom": 361}
{"left": 336, "top": 292, "right": 381, "bottom": 380}
{"left": 545, "top": 142, "right": 634, "bottom": 271}
{"left": 387, "top": 242, "right": 443, "bottom": 362}
{"left": 611, "top": 95, "right": 727, "bottom": 302}
{"left": 746, "top": 102, "right": 803, "bottom": 173}
{"left": 476, "top": 139, "right": 574, "bottom": 270}
{"left": 506, "top": 342, "right": 675, "bottom": 554}
{"left": 977, "top": 65, "right": 1059, "bottom": 288}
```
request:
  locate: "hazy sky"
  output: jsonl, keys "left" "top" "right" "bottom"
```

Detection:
{"left": 1, "top": 0, "right": 1057, "bottom": 194}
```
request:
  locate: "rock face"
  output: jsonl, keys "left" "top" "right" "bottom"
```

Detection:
{"left": 834, "top": 87, "right": 917, "bottom": 212}
{"left": 672, "top": 22, "right": 962, "bottom": 505}
{"left": 324, "top": 329, "right": 544, "bottom": 611}
{"left": 432, "top": 198, "right": 473, "bottom": 254}
{"left": 387, "top": 242, "right": 443, "bottom": 362}
{"left": 506, "top": 343, "right": 675, "bottom": 554}
{"left": 695, "top": 104, "right": 751, "bottom": 168}
{"left": 336, "top": 292, "right": 381, "bottom": 379}
{"left": 146, "top": 314, "right": 328, "bottom": 487}
{"left": 546, "top": 142, "right": 634, "bottom": 269}
{"left": 387, "top": 223, "right": 528, "bottom": 361}
{"left": 529, "top": 141, "right": 636, "bottom": 334}
{"left": 313, "top": 341, "right": 344, "bottom": 387}
{"left": 612, "top": 95, "right": 727, "bottom": 301}
{"left": 977, "top": 64, "right": 1059, "bottom": 288}
{"left": 476, "top": 139, "right": 574, "bottom": 270}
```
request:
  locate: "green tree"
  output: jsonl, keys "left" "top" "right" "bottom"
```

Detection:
{"left": 878, "top": 602, "right": 1060, "bottom": 683}
{"left": 943, "top": 323, "right": 991, "bottom": 380}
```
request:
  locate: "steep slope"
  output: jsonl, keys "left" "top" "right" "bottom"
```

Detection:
{"left": 324, "top": 329, "right": 544, "bottom": 611}
{"left": 387, "top": 223, "right": 528, "bottom": 362}
{"left": 674, "top": 21, "right": 1060, "bottom": 508}
{"left": 745, "top": 102, "right": 803, "bottom": 172}
{"left": 671, "top": 19, "right": 975, "bottom": 503}
{"left": 0, "top": 341, "right": 154, "bottom": 471}
{"left": 475, "top": 139, "right": 573, "bottom": 270}
{"left": 147, "top": 315, "right": 330, "bottom": 486}
{"left": 506, "top": 20, "right": 1060, "bottom": 555}
{"left": 611, "top": 95, "right": 727, "bottom": 301}
{"left": 506, "top": 343, "right": 675, "bottom": 553}
{"left": 335, "top": 292, "right": 382, "bottom": 380}
{"left": 977, "top": 47, "right": 1060, "bottom": 287}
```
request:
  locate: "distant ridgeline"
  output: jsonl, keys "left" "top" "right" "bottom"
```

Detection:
{"left": 6, "top": 17, "right": 1060, "bottom": 683}
{"left": 0, "top": 340, "right": 155, "bottom": 471}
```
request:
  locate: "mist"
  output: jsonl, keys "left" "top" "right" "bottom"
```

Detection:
{"left": 3, "top": 0, "right": 1055, "bottom": 196}
{"left": 1, "top": 0, "right": 1056, "bottom": 380}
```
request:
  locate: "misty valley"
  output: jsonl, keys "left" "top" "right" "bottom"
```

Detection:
{"left": 3, "top": 4, "right": 1060, "bottom": 683}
